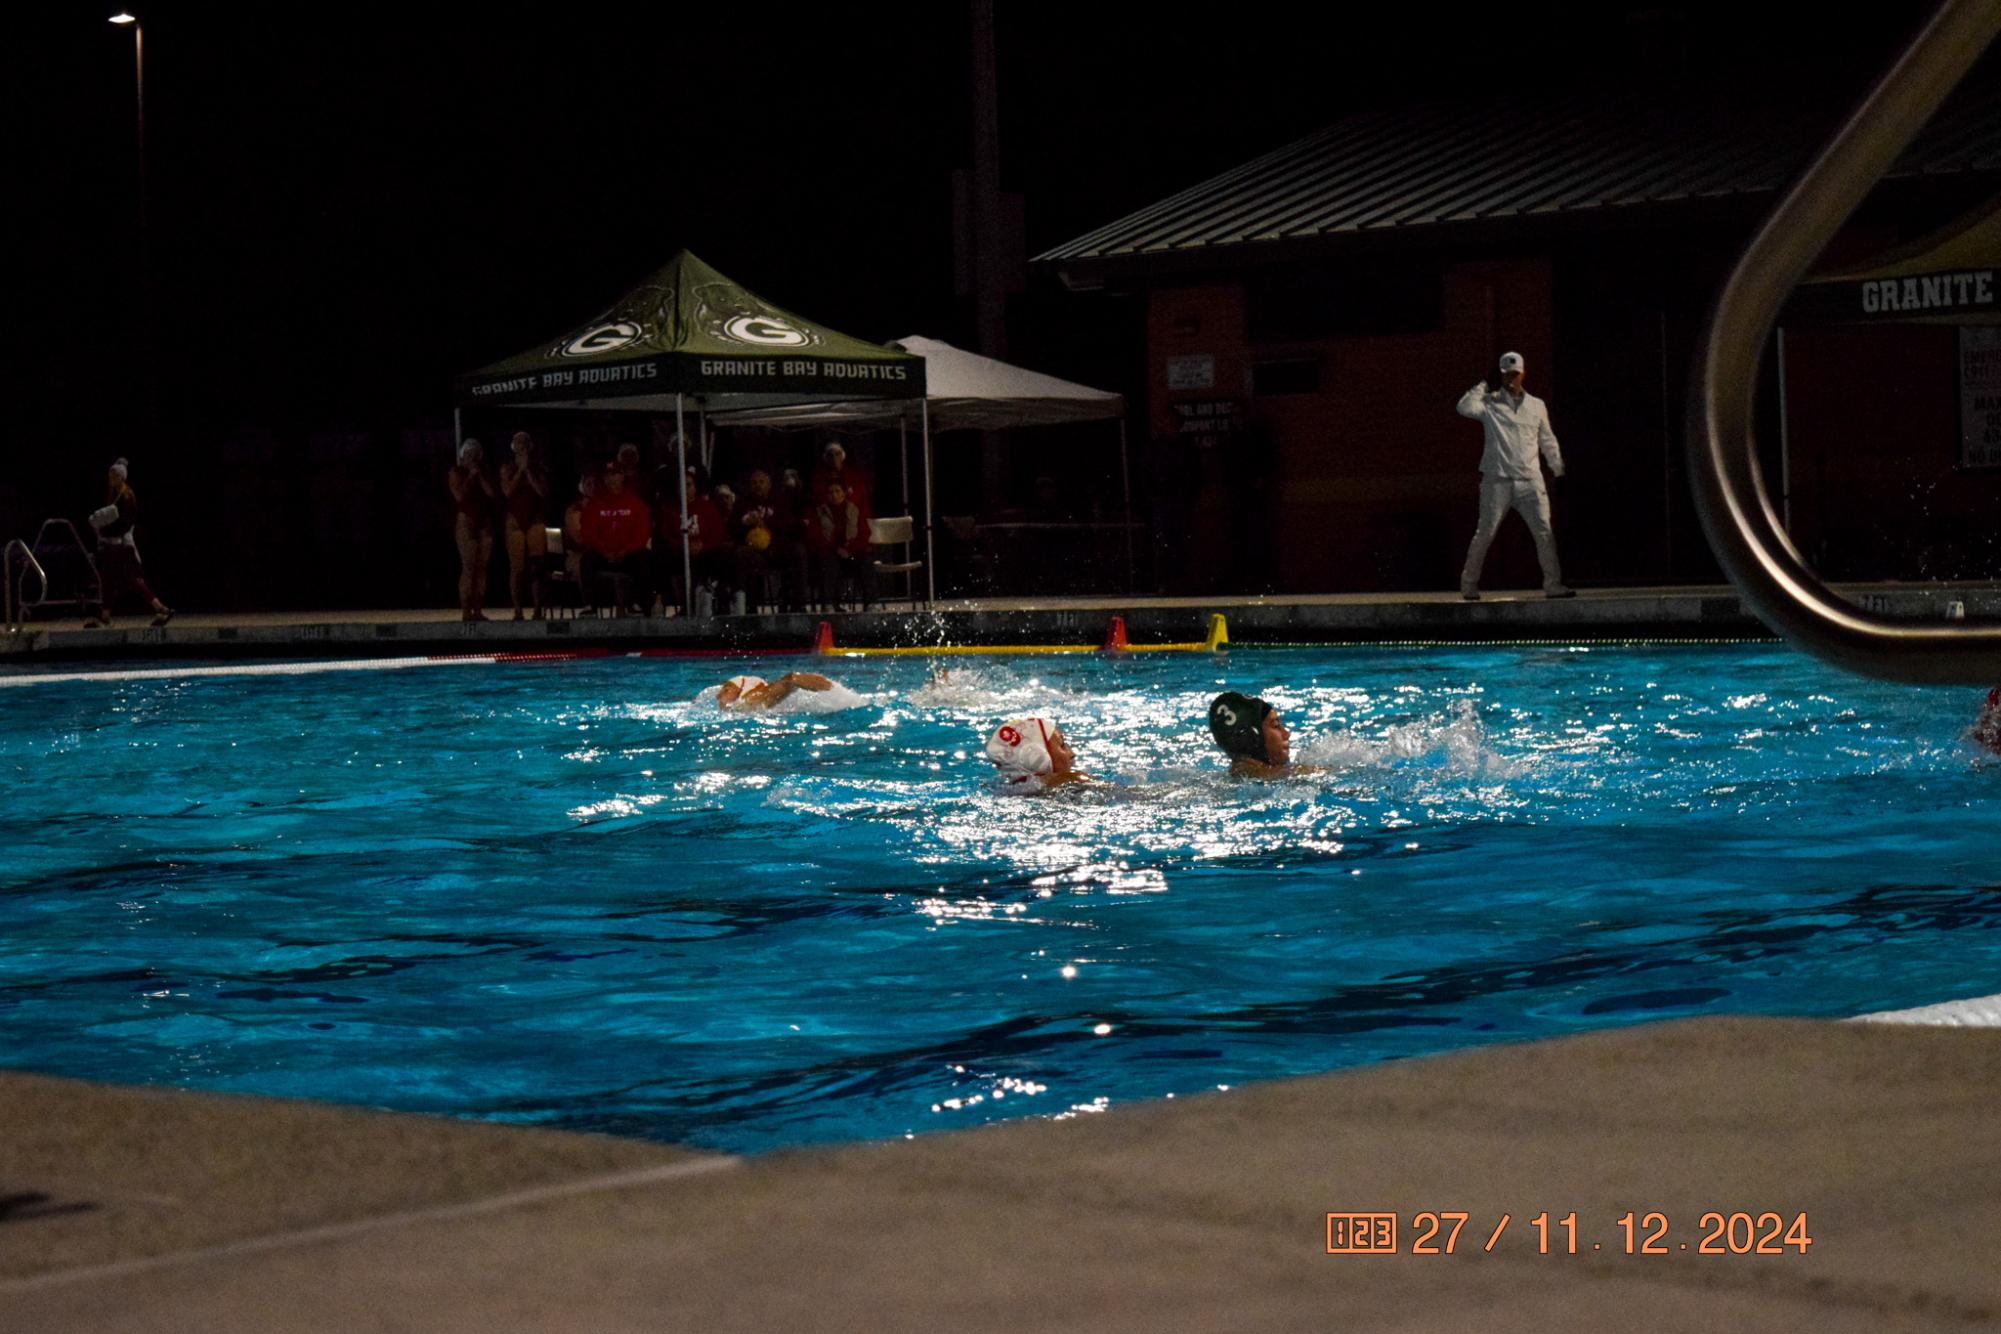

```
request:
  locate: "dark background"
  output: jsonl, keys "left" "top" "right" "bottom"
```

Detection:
{"left": 1, "top": 1, "right": 1949, "bottom": 608}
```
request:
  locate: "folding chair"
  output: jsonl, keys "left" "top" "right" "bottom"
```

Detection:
{"left": 868, "top": 515, "right": 926, "bottom": 609}
{"left": 539, "top": 526, "right": 581, "bottom": 617}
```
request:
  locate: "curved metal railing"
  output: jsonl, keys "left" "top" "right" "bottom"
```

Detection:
{"left": 3, "top": 538, "right": 47, "bottom": 634}
{"left": 1687, "top": 0, "right": 2001, "bottom": 683}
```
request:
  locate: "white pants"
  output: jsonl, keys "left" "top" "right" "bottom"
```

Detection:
{"left": 1461, "top": 477, "right": 1564, "bottom": 593}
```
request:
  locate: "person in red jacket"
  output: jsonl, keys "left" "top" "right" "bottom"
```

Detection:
{"left": 810, "top": 441, "right": 872, "bottom": 522}
{"left": 579, "top": 465, "right": 652, "bottom": 615}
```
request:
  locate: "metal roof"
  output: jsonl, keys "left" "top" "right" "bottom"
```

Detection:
{"left": 1036, "top": 85, "right": 2001, "bottom": 272}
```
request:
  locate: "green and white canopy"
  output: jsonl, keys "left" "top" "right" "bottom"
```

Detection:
{"left": 1785, "top": 201, "right": 1999, "bottom": 326}
{"left": 454, "top": 250, "right": 925, "bottom": 409}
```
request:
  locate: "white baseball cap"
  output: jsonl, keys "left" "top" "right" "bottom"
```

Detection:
{"left": 1498, "top": 351, "right": 1525, "bottom": 373}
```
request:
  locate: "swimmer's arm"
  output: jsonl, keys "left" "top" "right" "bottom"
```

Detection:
{"left": 776, "top": 672, "right": 835, "bottom": 692}
{"left": 752, "top": 672, "right": 835, "bottom": 707}
{"left": 1228, "top": 759, "right": 1323, "bottom": 779}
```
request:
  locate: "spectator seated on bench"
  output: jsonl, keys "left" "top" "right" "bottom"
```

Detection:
{"left": 807, "top": 482, "right": 875, "bottom": 611}
{"left": 579, "top": 467, "right": 652, "bottom": 616}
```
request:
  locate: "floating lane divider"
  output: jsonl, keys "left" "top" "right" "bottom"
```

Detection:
{"left": 814, "top": 614, "right": 1229, "bottom": 657}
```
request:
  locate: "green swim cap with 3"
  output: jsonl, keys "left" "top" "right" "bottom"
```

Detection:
{"left": 1208, "top": 691, "right": 1272, "bottom": 761}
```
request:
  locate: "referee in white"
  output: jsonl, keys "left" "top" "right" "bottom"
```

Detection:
{"left": 1455, "top": 351, "right": 1573, "bottom": 600}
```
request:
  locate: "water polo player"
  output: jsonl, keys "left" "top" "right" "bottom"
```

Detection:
{"left": 1208, "top": 691, "right": 1314, "bottom": 777}
{"left": 985, "top": 717, "right": 1089, "bottom": 790}
{"left": 715, "top": 672, "right": 838, "bottom": 712}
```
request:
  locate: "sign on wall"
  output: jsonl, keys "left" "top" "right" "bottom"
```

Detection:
{"left": 1171, "top": 399, "right": 1243, "bottom": 449}
{"left": 1166, "top": 354, "right": 1216, "bottom": 390}
{"left": 1963, "top": 326, "right": 2001, "bottom": 469}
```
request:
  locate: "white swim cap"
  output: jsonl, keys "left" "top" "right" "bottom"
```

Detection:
{"left": 724, "top": 674, "right": 766, "bottom": 693}
{"left": 986, "top": 717, "right": 1054, "bottom": 777}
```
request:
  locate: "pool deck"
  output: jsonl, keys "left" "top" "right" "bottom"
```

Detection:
{"left": 4, "top": 581, "right": 1997, "bottom": 663}
{"left": 4, "top": 1013, "right": 1998, "bottom": 1332}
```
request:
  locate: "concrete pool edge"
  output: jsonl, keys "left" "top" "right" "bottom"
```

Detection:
{"left": 4, "top": 1013, "right": 1997, "bottom": 1331}
{"left": 5, "top": 582, "right": 1997, "bottom": 665}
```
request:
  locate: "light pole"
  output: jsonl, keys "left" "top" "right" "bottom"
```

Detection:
{"left": 110, "top": 11, "right": 154, "bottom": 434}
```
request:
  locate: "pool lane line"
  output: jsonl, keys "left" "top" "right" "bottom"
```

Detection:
{"left": 0, "top": 655, "right": 502, "bottom": 688}
{"left": 0, "top": 644, "right": 839, "bottom": 686}
{"left": 813, "top": 613, "right": 1228, "bottom": 657}
{"left": 0, "top": 1153, "right": 740, "bottom": 1294}
{"left": 1215, "top": 637, "right": 1776, "bottom": 649}
{"left": 822, "top": 643, "right": 1104, "bottom": 656}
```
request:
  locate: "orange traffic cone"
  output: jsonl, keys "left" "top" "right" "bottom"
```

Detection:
{"left": 813, "top": 620, "right": 835, "bottom": 655}
{"left": 1101, "top": 615, "right": 1130, "bottom": 652}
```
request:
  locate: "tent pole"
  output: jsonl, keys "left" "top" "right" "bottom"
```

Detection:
{"left": 676, "top": 394, "right": 692, "bottom": 617}
{"left": 699, "top": 406, "right": 711, "bottom": 473}
{"left": 453, "top": 408, "right": 462, "bottom": 450}
{"left": 1775, "top": 326, "right": 1792, "bottom": 534}
{"left": 899, "top": 414, "right": 911, "bottom": 604}
{"left": 922, "top": 398, "right": 936, "bottom": 605}
{"left": 1118, "top": 417, "right": 1134, "bottom": 593}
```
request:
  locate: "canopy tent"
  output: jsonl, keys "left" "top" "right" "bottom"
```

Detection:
{"left": 714, "top": 336, "right": 1131, "bottom": 599}
{"left": 1773, "top": 200, "right": 2001, "bottom": 523}
{"left": 454, "top": 250, "right": 924, "bottom": 611}
{"left": 1785, "top": 199, "right": 1999, "bottom": 326}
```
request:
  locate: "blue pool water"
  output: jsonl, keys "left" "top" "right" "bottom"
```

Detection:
{"left": 1, "top": 645, "right": 1996, "bottom": 1153}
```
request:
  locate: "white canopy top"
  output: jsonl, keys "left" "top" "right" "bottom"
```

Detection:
{"left": 711, "top": 336, "right": 1124, "bottom": 432}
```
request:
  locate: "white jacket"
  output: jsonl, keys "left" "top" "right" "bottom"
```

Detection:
{"left": 1456, "top": 384, "right": 1564, "bottom": 481}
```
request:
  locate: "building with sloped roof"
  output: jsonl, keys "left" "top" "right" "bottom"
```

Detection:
{"left": 1037, "top": 83, "right": 2000, "bottom": 594}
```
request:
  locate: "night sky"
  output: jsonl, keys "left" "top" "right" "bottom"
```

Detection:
{"left": 12, "top": 3, "right": 1939, "bottom": 427}
{"left": 1, "top": 2, "right": 1956, "bottom": 605}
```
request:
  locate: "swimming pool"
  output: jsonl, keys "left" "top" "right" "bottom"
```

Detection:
{"left": 1, "top": 646, "right": 1995, "bottom": 1153}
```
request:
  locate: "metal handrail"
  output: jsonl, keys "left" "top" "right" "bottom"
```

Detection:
{"left": 4, "top": 538, "right": 46, "bottom": 634}
{"left": 1687, "top": 0, "right": 2001, "bottom": 684}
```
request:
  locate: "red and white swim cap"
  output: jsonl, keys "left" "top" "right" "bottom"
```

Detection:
{"left": 986, "top": 717, "right": 1055, "bottom": 776}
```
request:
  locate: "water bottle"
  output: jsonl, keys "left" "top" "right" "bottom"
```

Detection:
{"left": 694, "top": 583, "right": 715, "bottom": 618}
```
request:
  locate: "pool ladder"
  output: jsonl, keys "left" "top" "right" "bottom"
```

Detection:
{"left": 1687, "top": 0, "right": 2001, "bottom": 684}
{"left": 3, "top": 539, "right": 44, "bottom": 636}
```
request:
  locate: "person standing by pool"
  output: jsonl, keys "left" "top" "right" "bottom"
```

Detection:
{"left": 1456, "top": 351, "right": 1573, "bottom": 601}
{"left": 447, "top": 438, "right": 499, "bottom": 622}
{"left": 83, "top": 458, "right": 173, "bottom": 628}
{"left": 1207, "top": 691, "right": 1320, "bottom": 778}
{"left": 985, "top": 717, "right": 1091, "bottom": 790}
{"left": 715, "top": 672, "right": 839, "bottom": 711}
{"left": 500, "top": 431, "right": 549, "bottom": 621}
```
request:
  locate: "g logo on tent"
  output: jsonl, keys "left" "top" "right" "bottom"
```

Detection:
{"left": 558, "top": 321, "right": 644, "bottom": 358}
{"left": 722, "top": 314, "right": 811, "bottom": 348}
